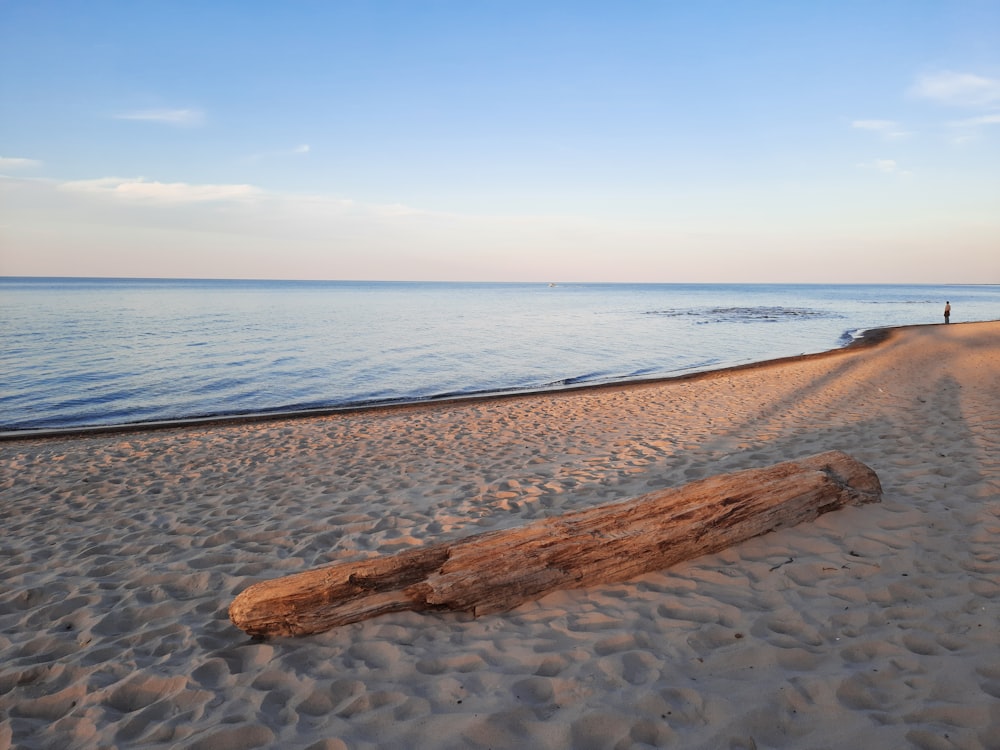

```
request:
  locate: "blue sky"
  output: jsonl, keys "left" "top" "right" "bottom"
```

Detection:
{"left": 1, "top": 1, "right": 998, "bottom": 282}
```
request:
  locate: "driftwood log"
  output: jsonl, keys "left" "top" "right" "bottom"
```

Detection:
{"left": 230, "top": 450, "right": 881, "bottom": 638}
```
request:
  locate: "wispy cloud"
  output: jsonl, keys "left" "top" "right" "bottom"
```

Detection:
{"left": 906, "top": 70, "right": 1000, "bottom": 144}
{"left": 0, "top": 156, "right": 42, "bottom": 170}
{"left": 857, "top": 158, "right": 911, "bottom": 176}
{"left": 949, "top": 113, "right": 1000, "bottom": 128}
{"left": 852, "top": 119, "right": 896, "bottom": 131}
{"left": 874, "top": 158, "right": 899, "bottom": 174}
{"left": 851, "top": 120, "right": 911, "bottom": 139}
{"left": 114, "top": 108, "right": 205, "bottom": 126}
{"left": 944, "top": 111, "right": 1000, "bottom": 145}
{"left": 58, "top": 177, "right": 259, "bottom": 203}
{"left": 52, "top": 176, "right": 421, "bottom": 219}
{"left": 909, "top": 71, "right": 1000, "bottom": 108}
{"left": 244, "top": 143, "right": 312, "bottom": 162}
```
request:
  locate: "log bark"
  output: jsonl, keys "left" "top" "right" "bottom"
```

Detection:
{"left": 229, "top": 450, "right": 881, "bottom": 638}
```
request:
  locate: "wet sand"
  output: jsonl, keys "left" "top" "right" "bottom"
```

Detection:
{"left": 2, "top": 321, "right": 998, "bottom": 749}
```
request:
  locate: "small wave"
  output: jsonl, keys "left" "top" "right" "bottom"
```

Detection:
{"left": 558, "top": 372, "right": 607, "bottom": 386}
{"left": 839, "top": 329, "right": 858, "bottom": 345}
{"left": 860, "top": 299, "right": 937, "bottom": 304}
{"left": 645, "top": 306, "right": 841, "bottom": 323}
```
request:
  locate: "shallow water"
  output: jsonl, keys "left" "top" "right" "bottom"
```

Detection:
{"left": 2, "top": 278, "right": 997, "bottom": 431}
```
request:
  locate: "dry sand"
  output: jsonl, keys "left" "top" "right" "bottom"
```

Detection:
{"left": 1, "top": 321, "right": 998, "bottom": 750}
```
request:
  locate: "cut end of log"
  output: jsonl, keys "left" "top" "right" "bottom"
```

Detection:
{"left": 798, "top": 450, "right": 883, "bottom": 507}
{"left": 229, "top": 450, "right": 882, "bottom": 638}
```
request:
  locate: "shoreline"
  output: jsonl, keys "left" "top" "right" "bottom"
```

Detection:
{"left": 0, "top": 323, "right": 898, "bottom": 443}
{"left": 2, "top": 320, "right": 998, "bottom": 748}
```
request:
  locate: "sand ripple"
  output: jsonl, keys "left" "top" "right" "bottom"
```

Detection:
{"left": 2, "top": 322, "right": 999, "bottom": 748}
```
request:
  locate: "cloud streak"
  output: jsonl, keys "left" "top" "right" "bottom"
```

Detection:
{"left": 0, "top": 156, "right": 42, "bottom": 170}
{"left": 851, "top": 120, "right": 910, "bottom": 139}
{"left": 909, "top": 71, "right": 1000, "bottom": 108}
{"left": 851, "top": 120, "right": 894, "bottom": 132}
{"left": 51, "top": 176, "right": 422, "bottom": 222}
{"left": 244, "top": 143, "right": 312, "bottom": 163}
{"left": 58, "top": 177, "right": 260, "bottom": 203}
{"left": 949, "top": 113, "right": 1000, "bottom": 128}
{"left": 856, "top": 158, "right": 911, "bottom": 176}
{"left": 114, "top": 108, "right": 205, "bottom": 126}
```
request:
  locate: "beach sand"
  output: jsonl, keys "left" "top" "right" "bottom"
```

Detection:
{"left": 2, "top": 321, "right": 998, "bottom": 749}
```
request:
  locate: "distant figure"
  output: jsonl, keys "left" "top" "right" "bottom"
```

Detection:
{"left": 944, "top": 301, "right": 951, "bottom": 324}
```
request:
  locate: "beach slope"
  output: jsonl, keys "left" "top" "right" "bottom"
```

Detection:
{"left": 2, "top": 321, "right": 998, "bottom": 749}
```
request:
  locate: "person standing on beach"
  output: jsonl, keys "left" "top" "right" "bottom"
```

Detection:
{"left": 944, "top": 301, "right": 951, "bottom": 324}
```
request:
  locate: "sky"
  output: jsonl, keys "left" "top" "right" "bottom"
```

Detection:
{"left": 1, "top": 1, "right": 998, "bottom": 283}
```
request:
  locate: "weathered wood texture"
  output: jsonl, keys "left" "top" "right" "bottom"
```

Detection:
{"left": 230, "top": 450, "right": 881, "bottom": 638}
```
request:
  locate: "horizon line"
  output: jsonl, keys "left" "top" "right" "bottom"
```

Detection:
{"left": 3, "top": 275, "right": 997, "bottom": 287}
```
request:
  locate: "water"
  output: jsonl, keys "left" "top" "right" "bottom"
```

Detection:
{"left": 2, "top": 278, "right": 998, "bottom": 433}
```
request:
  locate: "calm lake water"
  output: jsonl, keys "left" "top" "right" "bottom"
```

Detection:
{"left": 2, "top": 278, "right": 998, "bottom": 432}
